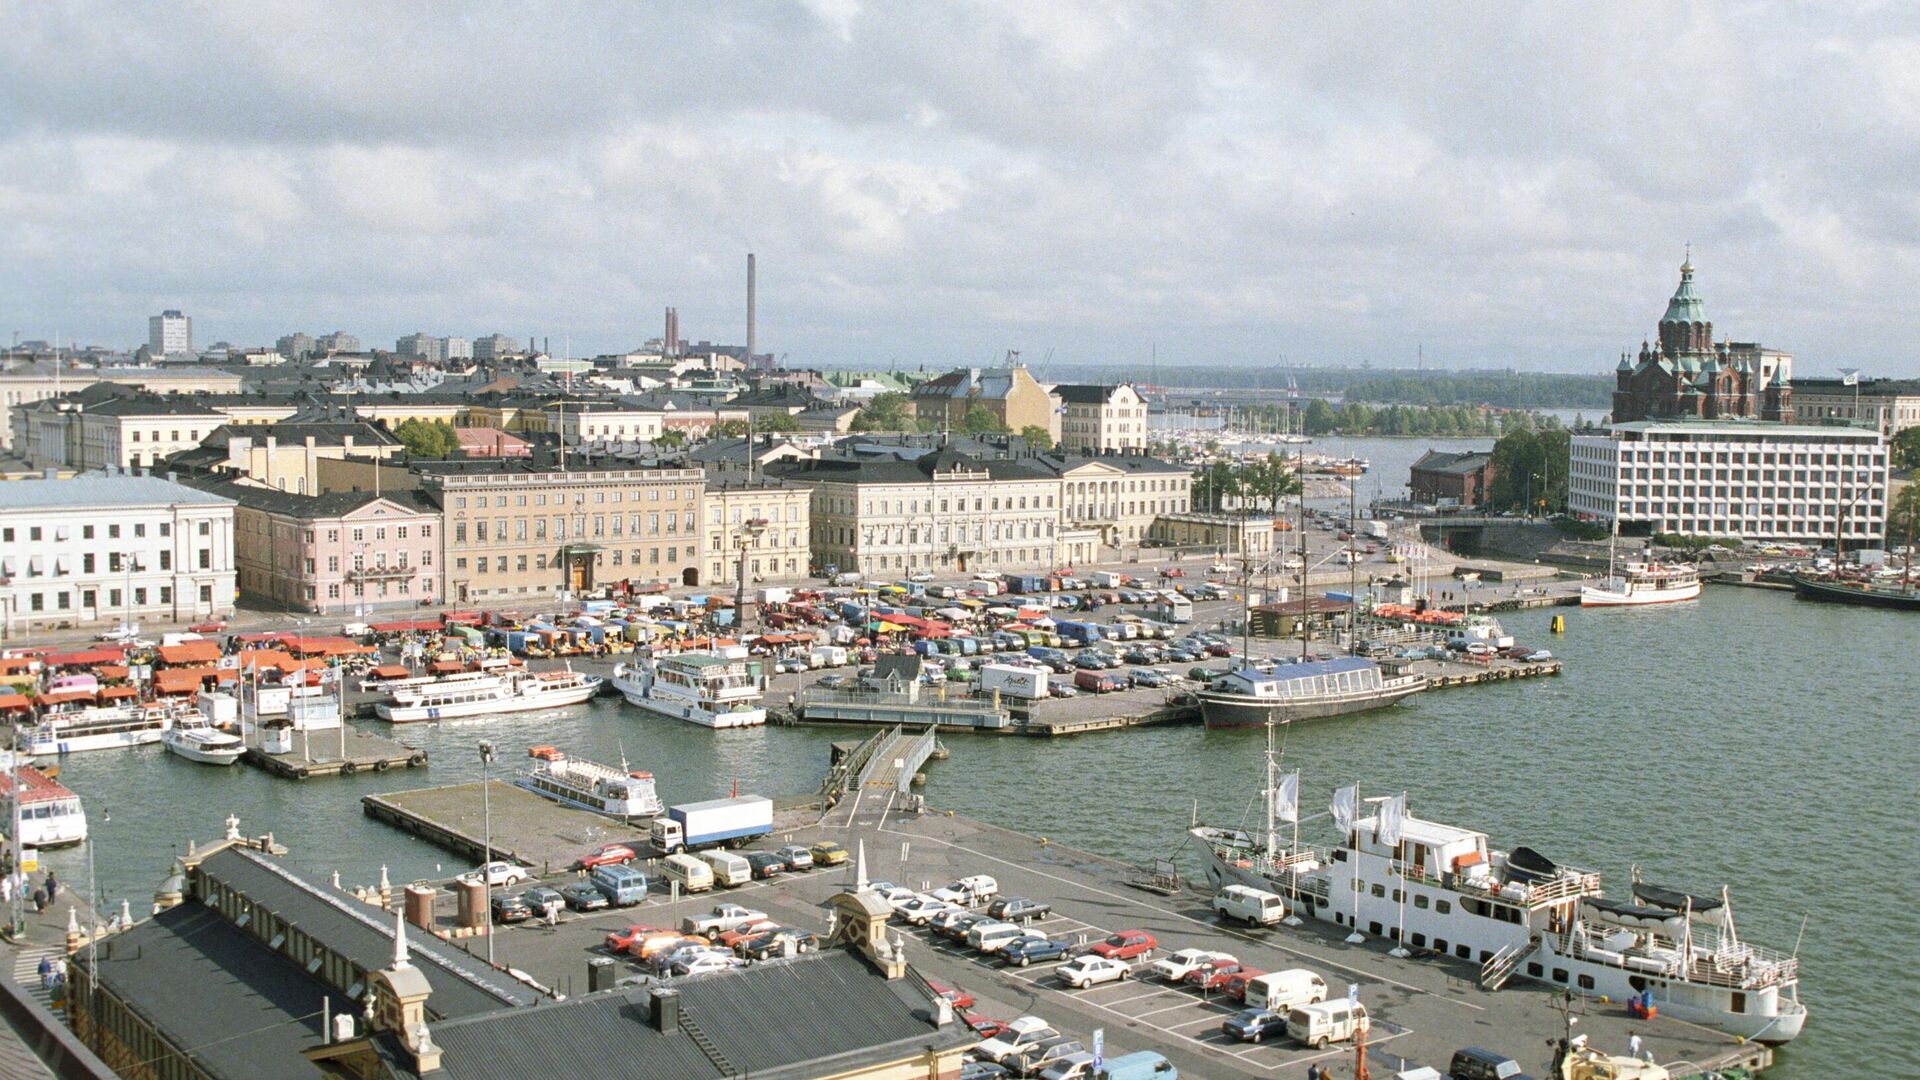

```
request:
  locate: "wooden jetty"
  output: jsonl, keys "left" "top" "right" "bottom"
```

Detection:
{"left": 1399, "top": 656, "right": 1563, "bottom": 689}
{"left": 242, "top": 726, "right": 426, "bottom": 779}
{"left": 363, "top": 781, "right": 645, "bottom": 875}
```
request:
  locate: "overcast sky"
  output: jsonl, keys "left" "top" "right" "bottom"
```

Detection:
{"left": 5, "top": 3, "right": 1918, "bottom": 376}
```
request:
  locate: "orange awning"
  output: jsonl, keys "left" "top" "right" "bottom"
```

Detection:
{"left": 0, "top": 694, "right": 30, "bottom": 711}
{"left": 156, "top": 641, "right": 221, "bottom": 665}
{"left": 96, "top": 686, "right": 139, "bottom": 700}
{"left": 369, "top": 664, "right": 410, "bottom": 679}
{"left": 152, "top": 666, "right": 236, "bottom": 695}
{"left": 43, "top": 649, "right": 125, "bottom": 667}
{"left": 33, "top": 690, "right": 95, "bottom": 706}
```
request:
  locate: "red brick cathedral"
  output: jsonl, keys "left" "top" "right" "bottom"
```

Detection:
{"left": 1611, "top": 252, "right": 1794, "bottom": 424}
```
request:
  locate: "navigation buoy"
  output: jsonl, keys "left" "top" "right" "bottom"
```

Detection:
{"left": 1550, "top": 614, "right": 1565, "bottom": 634}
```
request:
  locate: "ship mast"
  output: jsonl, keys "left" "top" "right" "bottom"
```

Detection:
{"left": 1298, "top": 444, "right": 1309, "bottom": 661}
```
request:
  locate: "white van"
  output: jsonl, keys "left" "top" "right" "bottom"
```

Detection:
{"left": 660, "top": 852, "right": 714, "bottom": 893}
{"left": 1286, "top": 1000, "right": 1369, "bottom": 1048}
{"left": 1244, "top": 969, "right": 1328, "bottom": 1012}
{"left": 1211, "top": 884, "right": 1287, "bottom": 926}
{"left": 698, "top": 850, "right": 752, "bottom": 888}
{"left": 967, "top": 920, "right": 1029, "bottom": 954}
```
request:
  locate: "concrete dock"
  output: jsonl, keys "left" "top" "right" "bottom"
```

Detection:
{"left": 243, "top": 724, "right": 427, "bottom": 779}
{"left": 363, "top": 781, "right": 648, "bottom": 874}
{"left": 367, "top": 792, "right": 1774, "bottom": 1078}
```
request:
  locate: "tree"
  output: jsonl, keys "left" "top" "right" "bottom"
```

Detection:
{"left": 1890, "top": 426, "right": 1920, "bottom": 471}
{"left": 1019, "top": 425, "right": 1054, "bottom": 450}
{"left": 1191, "top": 461, "right": 1243, "bottom": 512}
{"left": 711, "top": 419, "right": 749, "bottom": 438}
{"left": 1890, "top": 483, "right": 1920, "bottom": 547}
{"left": 851, "top": 391, "right": 914, "bottom": 432}
{"left": 755, "top": 411, "right": 801, "bottom": 433}
{"left": 1302, "top": 399, "right": 1338, "bottom": 435}
{"left": 1486, "top": 427, "right": 1571, "bottom": 515}
{"left": 394, "top": 418, "right": 458, "bottom": 458}
{"left": 653, "top": 429, "right": 686, "bottom": 448}
{"left": 959, "top": 404, "right": 1009, "bottom": 435}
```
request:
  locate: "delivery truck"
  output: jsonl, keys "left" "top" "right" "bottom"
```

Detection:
{"left": 649, "top": 795, "right": 775, "bottom": 855}
{"left": 979, "top": 663, "right": 1051, "bottom": 700}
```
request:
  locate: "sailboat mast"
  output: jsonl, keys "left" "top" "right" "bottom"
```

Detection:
{"left": 1263, "top": 720, "right": 1277, "bottom": 863}
{"left": 1298, "top": 445, "right": 1309, "bottom": 661}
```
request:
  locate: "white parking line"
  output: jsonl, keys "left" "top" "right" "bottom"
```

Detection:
{"left": 1133, "top": 999, "right": 1208, "bottom": 1020}
{"left": 1101, "top": 986, "right": 1182, "bottom": 1006}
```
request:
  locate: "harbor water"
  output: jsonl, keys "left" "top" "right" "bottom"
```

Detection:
{"left": 41, "top": 588, "right": 1905, "bottom": 1079}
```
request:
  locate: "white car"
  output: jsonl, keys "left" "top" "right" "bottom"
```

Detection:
{"left": 459, "top": 861, "right": 531, "bottom": 888}
{"left": 869, "top": 884, "right": 919, "bottom": 910}
{"left": 930, "top": 874, "right": 998, "bottom": 906}
{"left": 671, "top": 951, "right": 747, "bottom": 977}
{"left": 1058, "top": 955, "right": 1132, "bottom": 988}
{"left": 1150, "top": 948, "right": 1231, "bottom": 982}
{"left": 95, "top": 623, "right": 142, "bottom": 643}
{"left": 897, "top": 896, "right": 958, "bottom": 925}
{"left": 971, "top": 1017, "right": 1058, "bottom": 1066}
{"left": 909, "top": 571, "right": 934, "bottom": 583}
{"left": 1282, "top": 555, "right": 1305, "bottom": 570}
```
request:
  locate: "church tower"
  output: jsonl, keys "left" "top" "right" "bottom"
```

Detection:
{"left": 1657, "top": 248, "right": 1712, "bottom": 356}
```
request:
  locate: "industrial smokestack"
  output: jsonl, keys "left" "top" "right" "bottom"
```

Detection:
{"left": 746, "top": 252, "right": 756, "bottom": 369}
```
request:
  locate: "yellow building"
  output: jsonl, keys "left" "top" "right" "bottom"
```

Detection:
{"left": 702, "top": 477, "right": 812, "bottom": 586}
{"left": 910, "top": 364, "right": 1060, "bottom": 441}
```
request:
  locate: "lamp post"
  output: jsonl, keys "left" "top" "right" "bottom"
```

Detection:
{"left": 479, "top": 739, "right": 495, "bottom": 966}
{"left": 734, "top": 517, "right": 768, "bottom": 636}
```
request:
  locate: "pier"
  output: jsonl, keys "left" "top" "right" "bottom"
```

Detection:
{"left": 363, "top": 781, "right": 645, "bottom": 874}
{"left": 1399, "top": 654, "right": 1564, "bottom": 689}
{"left": 242, "top": 725, "right": 427, "bottom": 779}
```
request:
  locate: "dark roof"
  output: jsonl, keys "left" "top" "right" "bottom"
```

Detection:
{"left": 77, "top": 903, "right": 350, "bottom": 1080}
{"left": 200, "top": 422, "right": 398, "bottom": 449}
{"left": 1793, "top": 376, "right": 1920, "bottom": 395}
{"left": 197, "top": 848, "right": 534, "bottom": 1018}
{"left": 382, "top": 950, "right": 970, "bottom": 1080}
{"left": 1051, "top": 383, "right": 1122, "bottom": 404}
{"left": 872, "top": 654, "right": 923, "bottom": 683}
{"left": 1410, "top": 450, "right": 1493, "bottom": 476}
{"left": 767, "top": 446, "right": 1053, "bottom": 485}
{"left": 181, "top": 477, "right": 439, "bottom": 520}
{"left": 1028, "top": 451, "right": 1187, "bottom": 476}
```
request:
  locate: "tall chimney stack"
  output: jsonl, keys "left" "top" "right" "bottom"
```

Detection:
{"left": 746, "top": 252, "right": 756, "bottom": 370}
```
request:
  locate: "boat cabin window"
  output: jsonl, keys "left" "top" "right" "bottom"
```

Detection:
{"left": 1454, "top": 944, "right": 1471, "bottom": 959}
{"left": 1413, "top": 895, "right": 1429, "bottom": 909}
{"left": 1370, "top": 884, "right": 1386, "bottom": 898}
{"left": 1577, "top": 974, "right": 1595, "bottom": 990}
{"left": 1552, "top": 968, "right": 1568, "bottom": 983}
{"left": 1462, "top": 897, "right": 1521, "bottom": 924}
{"left": 1435, "top": 899, "right": 1451, "bottom": 914}
{"left": 1731, "top": 992, "right": 1746, "bottom": 1014}
{"left": 1527, "top": 962, "right": 1544, "bottom": 977}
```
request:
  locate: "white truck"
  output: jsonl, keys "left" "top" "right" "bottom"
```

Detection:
{"left": 809, "top": 645, "right": 849, "bottom": 669}
{"left": 1091, "top": 571, "right": 1125, "bottom": 588}
{"left": 979, "top": 663, "right": 1050, "bottom": 700}
{"left": 681, "top": 903, "right": 769, "bottom": 938}
{"left": 649, "top": 795, "right": 775, "bottom": 855}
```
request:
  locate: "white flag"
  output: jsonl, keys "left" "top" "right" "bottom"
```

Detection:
{"left": 1329, "top": 785, "right": 1358, "bottom": 835}
{"left": 1377, "top": 793, "right": 1407, "bottom": 847}
{"left": 1840, "top": 368, "right": 1860, "bottom": 387}
{"left": 1275, "top": 772, "right": 1300, "bottom": 824}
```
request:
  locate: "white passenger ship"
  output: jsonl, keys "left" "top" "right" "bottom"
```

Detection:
{"left": 23, "top": 701, "right": 182, "bottom": 755}
{"left": 375, "top": 668, "right": 602, "bottom": 723}
{"left": 611, "top": 653, "right": 766, "bottom": 728}
{"left": 1196, "top": 657, "right": 1425, "bottom": 729}
{"left": 513, "top": 745, "right": 662, "bottom": 820}
{"left": 1580, "top": 560, "right": 1702, "bottom": 607}
{"left": 1190, "top": 770, "right": 1806, "bottom": 1043}
{"left": 0, "top": 762, "right": 87, "bottom": 848}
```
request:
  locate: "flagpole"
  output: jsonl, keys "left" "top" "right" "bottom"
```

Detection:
{"left": 1281, "top": 770, "right": 1302, "bottom": 926}
{"left": 1345, "top": 782, "right": 1364, "bottom": 943}
{"left": 1389, "top": 791, "right": 1411, "bottom": 958}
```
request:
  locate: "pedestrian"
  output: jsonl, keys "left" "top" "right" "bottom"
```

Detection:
{"left": 31, "top": 888, "right": 45, "bottom": 914}
{"left": 1628, "top": 1032, "right": 1642, "bottom": 1059}
{"left": 36, "top": 956, "right": 50, "bottom": 989}
{"left": 44, "top": 870, "right": 57, "bottom": 903}
{"left": 1, "top": 872, "right": 12, "bottom": 907}
{"left": 1306, "top": 1065, "right": 1320, "bottom": 1080}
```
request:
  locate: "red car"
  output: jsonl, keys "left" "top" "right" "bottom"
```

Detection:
{"left": 1160, "top": 567, "right": 1185, "bottom": 578}
{"left": 965, "top": 1015, "right": 1013, "bottom": 1039}
{"left": 1222, "top": 968, "right": 1270, "bottom": 1001}
{"left": 1184, "top": 958, "right": 1246, "bottom": 990}
{"left": 578, "top": 843, "right": 638, "bottom": 869}
{"left": 1089, "top": 930, "right": 1157, "bottom": 961}
{"left": 189, "top": 620, "right": 228, "bottom": 633}
{"left": 928, "top": 979, "right": 975, "bottom": 1010}
{"left": 604, "top": 924, "right": 665, "bottom": 952}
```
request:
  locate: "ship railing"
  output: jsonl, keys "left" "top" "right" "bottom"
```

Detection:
{"left": 1525, "top": 871, "right": 1604, "bottom": 904}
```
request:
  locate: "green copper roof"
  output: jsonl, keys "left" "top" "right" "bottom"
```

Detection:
{"left": 1661, "top": 256, "right": 1707, "bottom": 325}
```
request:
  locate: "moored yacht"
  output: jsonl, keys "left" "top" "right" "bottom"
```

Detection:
{"left": 1190, "top": 780, "right": 1807, "bottom": 1043}
{"left": 162, "top": 716, "right": 246, "bottom": 765}
{"left": 376, "top": 668, "right": 601, "bottom": 723}
{"left": 513, "top": 745, "right": 662, "bottom": 820}
{"left": 1581, "top": 560, "right": 1702, "bottom": 607}
{"left": 611, "top": 652, "right": 766, "bottom": 728}
{"left": 0, "top": 762, "right": 87, "bottom": 847}
{"left": 23, "top": 701, "right": 182, "bottom": 755}
{"left": 1196, "top": 657, "right": 1425, "bottom": 729}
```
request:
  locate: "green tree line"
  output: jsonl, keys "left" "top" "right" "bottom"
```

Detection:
{"left": 1191, "top": 452, "right": 1305, "bottom": 513}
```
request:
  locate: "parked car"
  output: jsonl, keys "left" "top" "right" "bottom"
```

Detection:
{"left": 1088, "top": 930, "right": 1157, "bottom": 960}
{"left": 1057, "top": 955, "right": 1131, "bottom": 989}
{"left": 1183, "top": 957, "right": 1248, "bottom": 991}
{"left": 604, "top": 924, "right": 666, "bottom": 952}
{"left": 930, "top": 874, "right": 999, "bottom": 906}
{"left": 1129, "top": 668, "right": 1168, "bottom": 688}
{"left": 1222, "top": 1007, "right": 1289, "bottom": 1044}
{"left": 716, "top": 919, "right": 780, "bottom": 951}
{"left": 896, "top": 896, "right": 957, "bottom": 924}
{"left": 808, "top": 840, "right": 850, "bottom": 866}
{"left": 937, "top": 912, "right": 991, "bottom": 942}
{"left": 1449, "top": 1046, "right": 1535, "bottom": 1080}
{"left": 909, "top": 571, "right": 935, "bottom": 582}
{"left": 1221, "top": 968, "right": 1270, "bottom": 1001}
{"left": 460, "top": 860, "right": 531, "bottom": 888}
{"left": 682, "top": 903, "right": 769, "bottom": 939}
{"left": 961, "top": 1060, "right": 1012, "bottom": 1080}
{"left": 1150, "top": 948, "right": 1229, "bottom": 982}
{"left": 870, "top": 883, "right": 919, "bottom": 910}
{"left": 489, "top": 893, "right": 531, "bottom": 923}
{"left": 928, "top": 979, "right": 975, "bottom": 1010}
{"left": 1008, "top": 1037, "right": 1084, "bottom": 1078}
{"left": 671, "top": 951, "right": 746, "bottom": 977}
{"left": 577, "top": 843, "right": 638, "bottom": 869}
{"left": 189, "top": 620, "right": 228, "bottom": 633}
{"left": 559, "top": 881, "right": 610, "bottom": 912}
{"left": 987, "top": 897, "right": 1051, "bottom": 923}
{"left": 633, "top": 933, "right": 707, "bottom": 963}
{"left": 1000, "top": 935, "right": 1072, "bottom": 967}
{"left": 971, "top": 1018, "right": 1059, "bottom": 1066}
{"left": 1048, "top": 680, "right": 1079, "bottom": 698}
{"left": 653, "top": 943, "right": 728, "bottom": 973}
{"left": 744, "top": 851, "right": 787, "bottom": 879}
{"left": 518, "top": 885, "right": 565, "bottom": 920}
{"left": 742, "top": 926, "right": 819, "bottom": 959}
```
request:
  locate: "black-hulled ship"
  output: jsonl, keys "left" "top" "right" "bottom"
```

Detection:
{"left": 1791, "top": 573, "right": 1920, "bottom": 611}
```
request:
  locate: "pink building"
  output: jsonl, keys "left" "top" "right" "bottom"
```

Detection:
{"left": 455, "top": 427, "right": 532, "bottom": 458}
{"left": 214, "top": 482, "right": 443, "bottom": 613}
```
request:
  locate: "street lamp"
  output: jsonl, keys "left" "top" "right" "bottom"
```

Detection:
{"left": 479, "top": 739, "right": 495, "bottom": 966}
{"left": 734, "top": 517, "right": 769, "bottom": 636}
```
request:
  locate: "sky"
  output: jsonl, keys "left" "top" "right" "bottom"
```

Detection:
{"left": 5, "top": 2, "right": 1920, "bottom": 377}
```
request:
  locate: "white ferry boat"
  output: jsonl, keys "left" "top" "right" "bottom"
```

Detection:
{"left": 0, "top": 763, "right": 87, "bottom": 848}
{"left": 23, "top": 701, "right": 181, "bottom": 755}
{"left": 1196, "top": 657, "right": 1425, "bottom": 729}
{"left": 1190, "top": 766, "right": 1806, "bottom": 1042}
{"left": 375, "top": 668, "right": 601, "bottom": 722}
{"left": 513, "top": 745, "right": 663, "bottom": 820}
{"left": 162, "top": 717, "right": 245, "bottom": 765}
{"left": 611, "top": 653, "right": 766, "bottom": 728}
{"left": 1581, "top": 560, "right": 1702, "bottom": 607}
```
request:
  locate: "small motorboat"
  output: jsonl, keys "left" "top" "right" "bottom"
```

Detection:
{"left": 162, "top": 718, "right": 245, "bottom": 765}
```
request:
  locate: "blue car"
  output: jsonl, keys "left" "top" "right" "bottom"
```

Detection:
{"left": 1222, "top": 1008, "right": 1288, "bottom": 1043}
{"left": 1000, "top": 935, "right": 1071, "bottom": 967}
